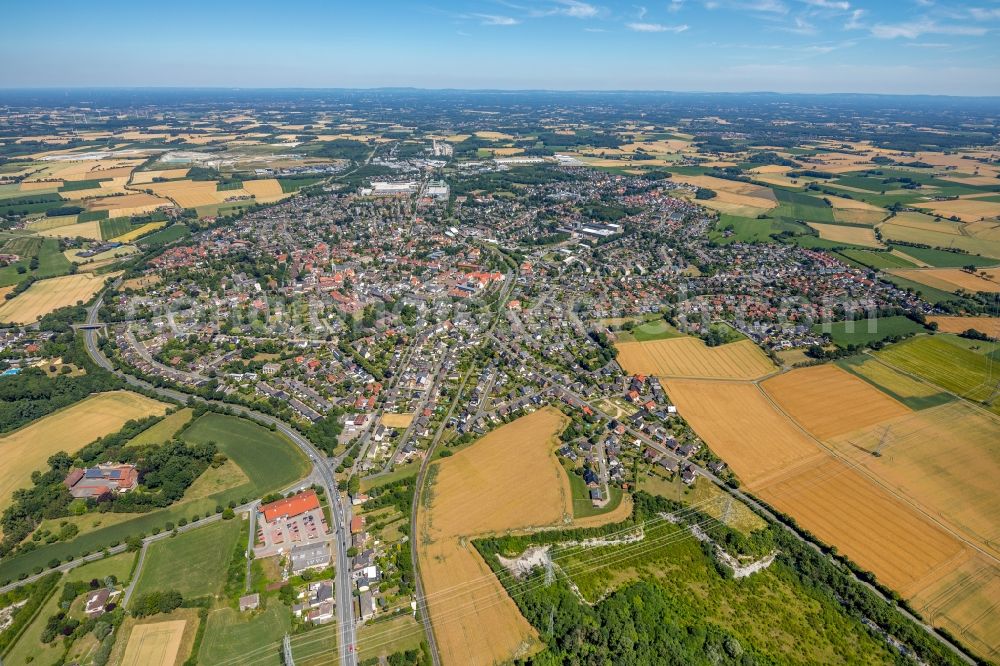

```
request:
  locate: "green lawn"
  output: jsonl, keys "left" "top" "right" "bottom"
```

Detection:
{"left": 772, "top": 188, "right": 835, "bottom": 223}
{"left": 279, "top": 177, "right": 323, "bottom": 193}
{"left": 199, "top": 602, "right": 291, "bottom": 665}
{"left": 629, "top": 319, "right": 683, "bottom": 342}
{"left": 813, "top": 315, "right": 924, "bottom": 347}
{"left": 710, "top": 214, "right": 803, "bottom": 244}
{"left": 563, "top": 463, "right": 624, "bottom": 519}
{"left": 138, "top": 223, "right": 189, "bottom": 247}
{"left": 126, "top": 408, "right": 194, "bottom": 447}
{"left": 877, "top": 335, "right": 1000, "bottom": 412}
{"left": 134, "top": 519, "right": 241, "bottom": 599}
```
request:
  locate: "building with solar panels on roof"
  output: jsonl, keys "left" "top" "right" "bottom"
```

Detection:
{"left": 64, "top": 463, "right": 139, "bottom": 499}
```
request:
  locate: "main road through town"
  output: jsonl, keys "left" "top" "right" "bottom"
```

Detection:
{"left": 82, "top": 294, "right": 359, "bottom": 666}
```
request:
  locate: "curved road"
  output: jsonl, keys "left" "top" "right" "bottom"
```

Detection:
{"left": 83, "top": 296, "right": 358, "bottom": 666}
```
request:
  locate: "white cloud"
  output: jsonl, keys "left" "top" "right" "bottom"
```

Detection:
{"left": 668, "top": 0, "right": 685, "bottom": 11}
{"left": 626, "top": 21, "right": 690, "bottom": 31}
{"left": 802, "top": 0, "right": 849, "bottom": 9}
{"left": 969, "top": 7, "right": 1000, "bottom": 20}
{"left": 636, "top": 5, "right": 648, "bottom": 19}
{"left": 870, "top": 18, "right": 987, "bottom": 38}
{"left": 844, "top": 8, "right": 865, "bottom": 29}
{"left": 553, "top": 0, "right": 600, "bottom": 18}
{"left": 474, "top": 13, "right": 521, "bottom": 25}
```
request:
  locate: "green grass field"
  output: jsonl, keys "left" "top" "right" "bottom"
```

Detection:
{"left": 199, "top": 602, "right": 291, "bottom": 665}
{"left": 134, "top": 519, "right": 241, "bottom": 599}
{"left": 890, "top": 245, "right": 1000, "bottom": 268}
{"left": 876, "top": 335, "right": 1000, "bottom": 412}
{"left": 835, "top": 355, "right": 955, "bottom": 411}
{"left": 0, "top": 414, "right": 309, "bottom": 584}
{"left": 77, "top": 210, "right": 109, "bottom": 223}
{"left": 59, "top": 179, "right": 107, "bottom": 192}
{"left": 837, "top": 249, "right": 917, "bottom": 269}
{"left": 138, "top": 223, "right": 190, "bottom": 247}
{"left": 772, "top": 188, "right": 835, "bottom": 223}
{"left": 0, "top": 234, "right": 71, "bottom": 287}
{"left": 355, "top": 614, "right": 424, "bottom": 662}
{"left": 180, "top": 413, "right": 310, "bottom": 496}
{"left": 4, "top": 552, "right": 135, "bottom": 666}
{"left": 126, "top": 408, "right": 194, "bottom": 447}
{"left": 883, "top": 273, "right": 961, "bottom": 306}
{"left": 812, "top": 315, "right": 924, "bottom": 347}
{"left": 711, "top": 214, "right": 805, "bottom": 244}
{"left": 564, "top": 463, "right": 624, "bottom": 519}
{"left": 279, "top": 177, "right": 323, "bottom": 193}
{"left": 98, "top": 217, "right": 133, "bottom": 240}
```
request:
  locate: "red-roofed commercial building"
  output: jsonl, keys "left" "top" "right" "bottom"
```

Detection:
{"left": 261, "top": 490, "right": 320, "bottom": 524}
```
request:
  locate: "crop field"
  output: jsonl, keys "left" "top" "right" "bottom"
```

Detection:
{"left": 661, "top": 380, "right": 823, "bottom": 486}
{"left": 896, "top": 245, "right": 1000, "bottom": 268}
{"left": 381, "top": 412, "right": 414, "bottom": 428}
{"left": 762, "top": 364, "right": 911, "bottom": 440}
{"left": 120, "top": 619, "right": 188, "bottom": 666}
{"left": 827, "top": 400, "right": 1000, "bottom": 555}
{"left": 134, "top": 518, "right": 242, "bottom": 598}
{"left": 0, "top": 391, "right": 168, "bottom": 515}
{"left": 35, "top": 219, "right": 103, "bottom": 240}
{"left": 910, "top": 551, "right": 1000, "bottom": 662}
{"left": 929, "top": 316, "right": 1000, "bottom": 338}
{"left": 915, "top": 197, "right": 1000, "bottom": 223}
{"left": 0, "top": 272, "right": 111, "bottom": 323}
{"left": 241, "top": 178, "right": 288, "bottom": 203}
{"left": 836, "top": 356, "right": 953, "bottom": 410}
{"left": 65, "top": 243, "right": 138, "bottom": 265}
{"left": 616, "top": 337, "right": 776, "bottom": 380}
{"left": 756, "top": 456, "right": 964, "bottom": 592}
{"left": 131, "top": 168, "right": 190, "bottom": 184}
{"left": 26, "top": 214, "right": 77, "bottom": 231}
{"left": 876, "top": 335, "right": 1000, "bottom": 409}
{"left": 671, "top": 174, "right": 778, "bottom": 216}
{"left": 837, "top": 248, "right": 917, "bottom": 269}
{"left": 112, "top": 221, "right": 167, "bottom": 242}
{"left": 880, "top": 216, "right": 1000, "bottom": 259}
{"left": 807, "top": 222, "right": 882, "bottom": 247}
{"left": 812, "top": 314, "right": 924, "bottom": 347}
{"left": 145, "top": 179, "right": 235, "bottom": 207}
{"left": 890, "top": 267, "right": 1000, "bottom": 294}
{"left": 127, "top": 408, "right": 194, "bottom": 447}
{"left": 418, "top": 407, "right": 571, "bottom": 666}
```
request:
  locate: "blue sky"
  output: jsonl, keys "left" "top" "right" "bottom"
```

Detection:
{"left": 2, "top": 0, "right": 999, "bottom": 94}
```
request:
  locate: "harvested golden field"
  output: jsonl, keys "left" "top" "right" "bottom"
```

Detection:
{"left": 762, "top": 364, "right": 911, "bottom": 440}
{"left": 144, "top": 180, "right": 232, "bottom": 208}
{"left": 833, "top": 208, "right": 887, "bottom": 226}
{"left": 910, "top": 551, "right": 1000, "bottom": 663}
{"left": 418, "top": 407, "right": 570, "bottom": 666}
{"left": 673, "top": 174, "right": 778, "bottom": 216}
{"left": 661, "top": 379, "right": 823, "bottom": 486}
{"left": 381, "top": 412, "right": 413, "bottom": 428}
{"left": 916, "top": 197, "right": 1000, "bottom": 223}
{"left": 120, "top": 618, "right": 190, "bottom": 666}
{"left": 757, "top": 457, "right": 964, "bottom": 592}
{"left": 19, "top": 179, "right": 62, "bottom": 191}
{"left": 928, "top": 316, "right": 1000, "bottom": 338}
{"left": 241, "top": 178, "right": 287, "bottom": 203}
{"left": 886, "top": 211, "right": 965, "bottom": 235}
{"left": 0, "top": 391, "right": 169, "bottom": 515}
{"left": 26, "top": 215, "right": 77, "bottom": 231}
{"left": 474, "top": 130, "right": 514, "bottom": 141}
{"left": 86, "top": 192, "right": 169, "bottom": 218}
{"left": 807, "top": 222, "right": 883, "bottom": 247}
{"left": 890, "top": 268, "right": 1000, "bottom": 294}
{"left": 0, "top": 272, "right": 114, "bottom": 323}
{"left": 131, "top": 168, "right": 189, "bottom": 184}
{"left": 616, "top": 337, "right": 776, "bottom": 380}
{"left": 112, "top": 221, "right": 167, "bottom": 243}
{"left": 35, "top": 219, "right": 103, "bottom": 240}
{"left": 880, "top": 219, "right": 1000, "bottom": 259}
{"left": 828, "top": 401, "right": 1000, "bottom": 553}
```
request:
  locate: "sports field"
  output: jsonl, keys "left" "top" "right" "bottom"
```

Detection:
{"left": 121, "top": 620, "right": 187, "bottom": 666}
{"left": 0, "top": 272, "right": 111, "bottom": 323}
{"left": 616, "top": 337, "right": 776, "bottom": 380}
{"left": 0, "top": 391, "right": 168, "bottom": 515}
{"left": 928, "top": 316, "right": 1000, "bottom": 338}
{"left": 134, "top": 518, "right": 242, "bottom": 598}
{"left": 418, "top": 407, "right": 570, "bottom": 666}
{"left": 762, "top": 364, "right": 911, "bottom": 440}
{"left": 381, "top": 412, "right": 414, "bottom": 428}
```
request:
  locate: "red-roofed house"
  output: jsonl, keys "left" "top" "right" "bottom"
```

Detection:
{"left": 261, "top": 490, "right": 321, "bottom": 524}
